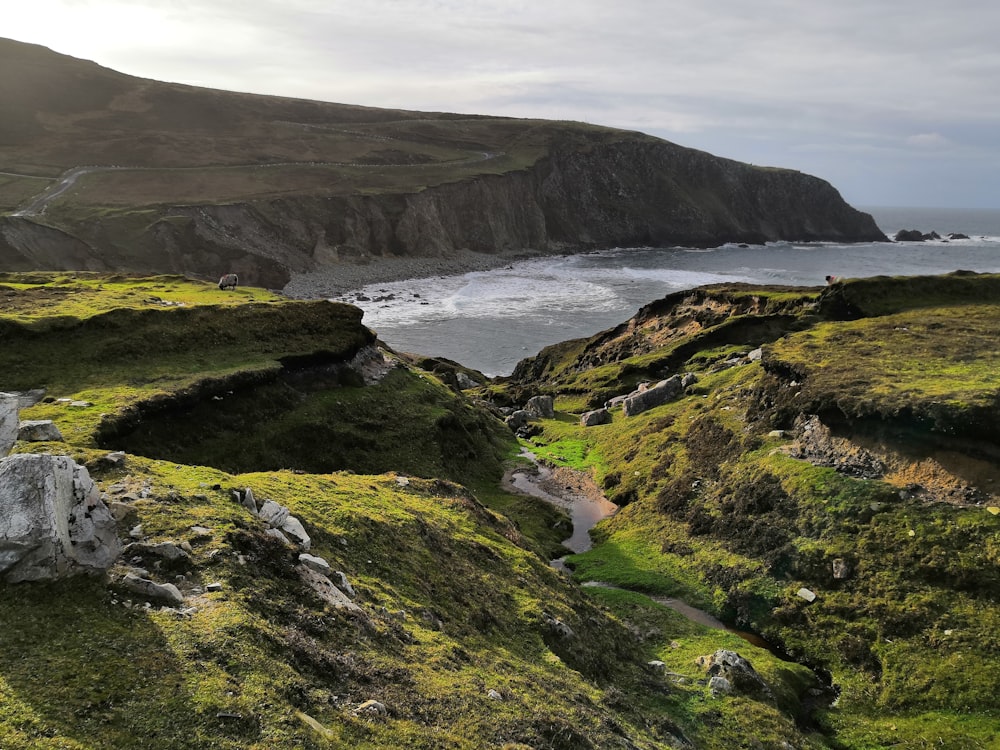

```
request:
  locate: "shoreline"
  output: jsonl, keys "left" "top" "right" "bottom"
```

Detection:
{"left": 281, "top": 248, "right": 548, "bottom": 298}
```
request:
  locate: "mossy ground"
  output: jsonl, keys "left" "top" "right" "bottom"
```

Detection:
{"left": 3, "top": 272, "right": 819, "bottom": 749}
{"left": 501, "top": 274, "right": 1000, "bottom": 749}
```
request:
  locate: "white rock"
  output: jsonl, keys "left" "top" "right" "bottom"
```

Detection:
{"left": 797, "top": 587, "right": 817, "bottom": 602}
{"left": 298, "top": 553, "right": 331, "bottom": 575}
{"left": 17, "top": 420, "right": 64, "bottom": 442}
{"left": 0, "top": 392, "right": 18, "bottom": 457}
{"left": 121, "top": 573, "right": 184, "bottom": 606}
{"left": 281, "top": 515, "right": 311, "bottom": 550}
{"left": 297, "top": 565, "right": 361, "bottom": 611}
{"left": 257, "top": 499, "right": 289, "bottom": 527}
{"left": 0, "top": 453, "right": 121, "bottom": 582}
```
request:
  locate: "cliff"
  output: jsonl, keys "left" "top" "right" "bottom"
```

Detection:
{"left": 0, "top": 38, "right": 885, "bottom": 290}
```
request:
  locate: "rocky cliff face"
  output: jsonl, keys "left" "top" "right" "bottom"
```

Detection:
{"left": 0, "top": 135, "right": 883, "bottom": 290}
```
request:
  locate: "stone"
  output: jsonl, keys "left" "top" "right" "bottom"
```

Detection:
{"left": 333, "top": 570, "right": 356, "bottom": 598}
{"left": 126, "top": 541, "right": 190, "bottom": 562}
{"left": 120, "top": 573, "right": 184, "bottom": 606}
{"left": 524, "top": 395, "right": 555, "bottom": 419}
{"left": 297, "top": 565, "right": 361, "bottom": 611}
{"left": 17, "top": 420, "right": 64, "bottom": 442}
{"left": 258, "top": 499, "right": 290, "bottom": 528}
{"left": 264, "top": 528, "right": 290, "bottom": 544}
{"left": 0, "top": 453, "right": 121, "bottom": 582}
{"left": 0, "top": 392, "right": 18, "bottom": 457}
{"left": 647, "top": 660, "right": 667, "bottom": 673}
{"left": 455, "top": 372, "right": 477, "bottom": 390}
{"left": 281, "top": 515, "right": 311, "bottom": 550}
{"left": 580, "top": 408, "right": 612, "bottom": 427}
{"left": 604, "top": 394, "right": 628, "bottom": 409}
{"left": 747, "top": 348, "right": 763, "bottom": 362}
{"left": 832, "top": 558, "right": 851, "bottom": 580}
{"left": 205, "top": 582, "right": 223, "bottom": 592}
{"left": 298, "top": 553, "right": 332, "bottom": 575}
{"left": 797, "top": 587, "right": 817, "bottom": 602}
{"left": 486, "top": 689, "right": 503, "bottom": 701}
{"left": 541, "top": 611, "right": 575, "bottom": 639}
{"left": 13, "top": 389, "right": 46, "bottom": 408}
{"left": 504, "top": 410, "right": 532, "bottom": 431}
{"left": 354, "top": 700, "right": 387, "bottom": 716}
{"left": 240, "top": 487, "right": 258, "bottom": 514}
{"left": 129, "top": 524, "right": 144, "bottom": 539}
{"left": 709, "top": 675, "right": 732, "bottom": 696}
{"left": 622, "top": 375, "right": 684, "bottom": 417}
{"left": 681, "top": 373, "right": 699, "bottom": 388}
{"left": 698, "top": 649, "right": 773, "bottom": 701}
{"left": 768, "top": 430, "right": 786, "bottom": 438}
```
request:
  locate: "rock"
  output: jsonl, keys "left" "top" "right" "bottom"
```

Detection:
{"left": 647, "top": 660, "right": 667, "bottom": 673}
{"left": 205, "top": 582, "right": 223, "bottom": 592}
{"left": 297, "top": 565, "right": 362, "bottom": 612}
{"left": 298, "top": 553, "right": 331, "bottom": 575}
{"left": 604, "top": 394, "right": 628, "bottom": 409}
{"left": 681, "top": 373, "right": 699, "bottom": 388}
{"left": 622, "top": 375, "right": 684, "bottom": 417}
{"left": 125, "top": 541, "right": 190, "bottom": 562}
{"left": 354, "top": 699, "right": 387, "bottom": 716}
{"left": 0, "top": 392, "right": 18, "bottom": 456}
{"left": 68, "top": 400, "right": 92, "bottom": 408}
{"left": 486, "top": 689, "right": 503, "bottom": 701}
{"left": 280, "top": 515, "right": 311, "bottom": 550}
{"left": 264, "top": 528, "right": 290, "bottom": 544}
{"left": 797, "top": 587, "right": 817, "bottom": 602}
{"left": 333, "top": 570, "right": 356, "bottom": 598}
{"left": 17, "top": 420, "right": 64, "bottom": 442}
{"left": 768, "top": 430, "right": 786, "bottom": 438}
{"left": 709, "top": 675, "right": 732, "bottom": 696}
{"left": 894, "top": 229, "right": 926, "bottom": 241}
{"left": 698, "top": 649, "right": 773, "bottom": 702}
{"left": 101, "top": 451, "right": 127, "bottom": 468}
{"left": 524, "top": 395, "right": 555, "bottom": 419}
{"left": 580, "top": 408, "right": 612, "bottom": 427}
{"left": 240, "top": 487, "right": 258, "bottom": 514}
{"left": 504, "top": 409, "right": 531, "bottom": 431}
{"left": 257, "top": 499, "right": 290, "bottom": 527}
{"left": 747, "top": 348, "right": 763, "bottom": 362}
{"left": 13, "top": 389, "right": 46, "bottom": 408}
{"left": 108, "top": 501, "right": 137, "bottom": 524}
{"left": 832, "top": 558, "right": 851, "bottom": 580}
{"left": 455, "top": 372, "right": 477, "bottom": 390}
{"left": 541, "top": 611, "right": 575, "bottom": 639}
{"left": 0, "top": 453, "right": 121, "bottom": 582}
{"left": 120, "top": 573, "right": 184, "bottom": 606}
{"left": 129, "top": 524, "right": 144, "bottom": 539}
{"left": 790, "top": 414, "right": 885, "bottom": 478}
{"left": 948, "top": 233, "right": 970, "bottom": 240}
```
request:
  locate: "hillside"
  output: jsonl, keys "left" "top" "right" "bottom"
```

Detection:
{"left": 0, "top": 38, "right": 885, "bottom": 290}
{"left": 496, "top": 272, "right": 1000, "bottom": 748}
{"left": 3, "top": 271, "right": 999, "bottom": 747}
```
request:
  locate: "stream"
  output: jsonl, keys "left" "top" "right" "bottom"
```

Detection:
{"left": 505, "top": 451, "right": 793, "bottom": 660}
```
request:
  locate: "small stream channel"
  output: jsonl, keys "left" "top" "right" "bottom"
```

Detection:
{"left": 506, "top": 450, "right": 792, "bottom": 660}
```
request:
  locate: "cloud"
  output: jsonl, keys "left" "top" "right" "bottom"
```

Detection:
{"left": 5, "top": 0, "right": 1000, "bottom": 206}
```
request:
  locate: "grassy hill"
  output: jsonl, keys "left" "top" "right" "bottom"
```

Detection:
{"left": 497, "top": 272, "right": 1000, "bottom": 748}
{"left": 3, "top": 272, "right": 836, "bottom": 749}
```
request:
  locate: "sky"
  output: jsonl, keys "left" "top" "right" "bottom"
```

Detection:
{"left": 6, "top": 1, "right": 1000, "bottom": 209}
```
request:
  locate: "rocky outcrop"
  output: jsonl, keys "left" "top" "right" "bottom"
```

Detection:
{"left": 0, "top": 135, "right": 885, "bottom": 288}
{"left": 0, "top": 453, "right": 121, "bottom": 582}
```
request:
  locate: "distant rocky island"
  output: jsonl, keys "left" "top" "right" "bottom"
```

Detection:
{"left": 0, "top": 37, "right": 885, "bottom": 291}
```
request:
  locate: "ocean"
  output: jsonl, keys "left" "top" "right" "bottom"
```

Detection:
{"left": 335, "top": 206, "right": 1000, "bottom": 376}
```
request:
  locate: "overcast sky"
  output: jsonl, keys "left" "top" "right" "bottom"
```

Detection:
{"left": 7, "top": 1, "right": 1000, "bottom": 208}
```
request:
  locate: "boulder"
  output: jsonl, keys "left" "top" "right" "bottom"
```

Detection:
{"left": 697, "top": 649, "right": 773, "bottom": 701}
{"left": 120, "top": 572, "right": 185, "bottom": 606}
{"left": 0, "top": 392, "right": 18, "bottom": 456}
{"left": 17, "top": 420, "right": 65, "bottom": 442}
{"left": 0, "top": 454, "right": 121, "bottom": 582}
{"left": 258, "top": 499, "right": 290, "bottom": 527}
{"left": 622, "top": 375, "right": 684, "bottom": 417}
{"left": 280, "top": 515, "right": 311, "bottom": 550}
{"left": 524, "top": 395, "right": 555, "bottom": 419}
{"left": 297, "top": 565, "right": 361, "bottom": 611}
{"left": 504, "top": 410, "right": 532, "bottom": 431}
{"left": 298, "top": 553, "right": 332, "bottom": 575}
{"left": 580, "top": 408, "right": 612, "bottom": 427}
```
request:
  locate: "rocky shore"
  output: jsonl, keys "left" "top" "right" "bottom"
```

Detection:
{"left": 282, "top": 248, "right": 545, "bottom": 298}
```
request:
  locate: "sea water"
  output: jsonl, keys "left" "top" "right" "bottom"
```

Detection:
{"left": 336, "top": 207, "right": 1000, "bottom": 376}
